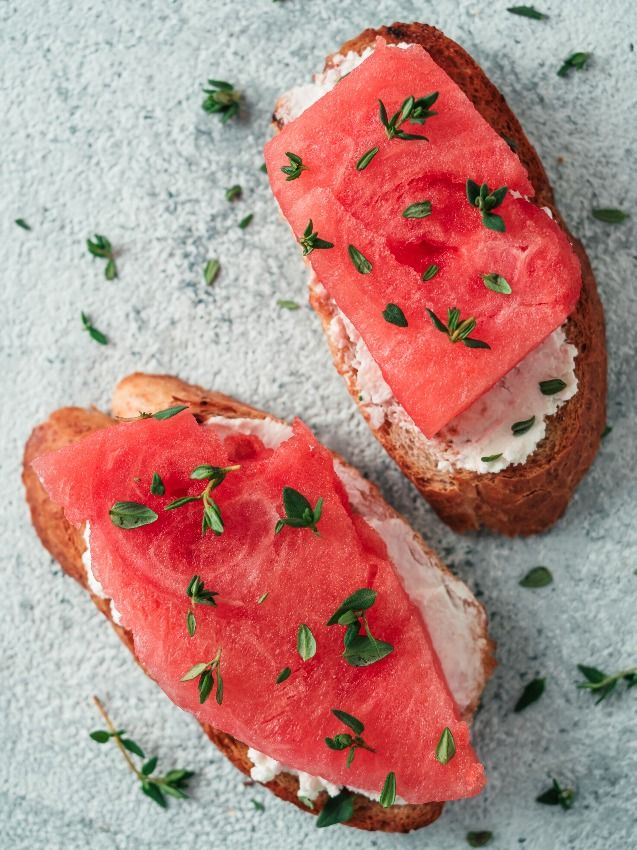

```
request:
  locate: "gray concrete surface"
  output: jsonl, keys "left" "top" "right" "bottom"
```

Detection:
{"left": 1, "top": 1, "right": 636, "bottom": 848}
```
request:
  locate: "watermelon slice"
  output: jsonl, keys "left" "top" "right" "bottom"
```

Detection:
{"left": 33, "top": 413, "right": 486, "bottom": 804}
{"left": 265, "top": 39, "right": 581, "bottom": 437}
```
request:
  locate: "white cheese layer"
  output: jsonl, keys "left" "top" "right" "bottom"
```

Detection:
{"left": 276, "top": 47, "right": 579, "bottom": 474}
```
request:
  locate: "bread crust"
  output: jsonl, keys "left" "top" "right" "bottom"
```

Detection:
{"left": 23, "top": 372, "right": 494, "bottom": 832}
{"left": 281, "top": 22, "right": 607, "bottom": 536}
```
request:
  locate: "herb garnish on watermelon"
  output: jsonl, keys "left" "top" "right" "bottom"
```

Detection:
{"left": 426, "top": 308, "right": 491, "bottom": 349}
{"left": 281, "top": 151, "right": 307, "bottom": 181}
{"left": 378, "top": 93, "right": 438, "bottom": 141}
{"left": 379, "top": 771, "right": 397, "bottom": 808}
{"left": 181, "top": 647, "right": 223, "bottom": 705}
{"left": 275, "top": 486, "right": 323, "bottom": 535}
{"left": 297, "top": 623, "right": 317, "bottom": 660}
{"left": 109, "top": 501, "right": 158, "bottom": 529}
{"left": 327, "top": 588, "right": 394, "bottom": 667}
{"left": 325, "top": 709, "right": 375, "bottom": 768}
{"left": 382, "top": 303, "right": 408, "bottom": 327}
{"left": 466, "top": 180, "right": 508, "bottom": 232}
{"left": 347, "top": 244, "right": 372, "bottom": 274}
{"left": 298, "top": 219, "right": 334, "bottom": 256}
{"left": 165, "top": 463, "right": 240, "bottom": 537}
{"left": 481, "top": 273, "right": 512, "bottom": 295}
{"left": 435, "top": 727, "right": 456, "bottom": 764}
{"left": 356, "top": 146, "right": 379, "bottom": 171}
{"left": 185, "top": 575, "right": 219, "bottom": 637}
{"left": 422, "top": 263, "right": 439, "bottom": 281}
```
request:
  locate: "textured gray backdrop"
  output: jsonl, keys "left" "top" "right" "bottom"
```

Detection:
{"left": 2, "top": 1, "right": 636, "bottom": 848}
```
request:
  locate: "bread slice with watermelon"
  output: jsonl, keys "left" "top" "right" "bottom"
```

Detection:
{"left": 23, "top": 373, "right": 495, "bottom": 833}
{"left": 266, "top": 22, "right": 606, "bottom": 536}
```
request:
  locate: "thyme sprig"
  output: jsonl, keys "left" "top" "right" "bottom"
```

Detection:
{"left": 202, "top": 79, "right": 240, "bottom": 123}
{"left": 165, "top": 464, "right": 240, "bottom": 536}
{"left": 181, "top": 647, "right": 223, "bottom": 704}
{"left": 426, "top": 307, "right": 491, "bottom": 349}
{"left": 466, "top": 180, "right": 508, "bottom": 231}
{"left": 536, "top": 777, "right": 575, "bottom": 809}
{"left": 186, "top": 575, "right": 219, "bottom": 637}
{"left": 378, "top": 93, "right": 438, "bottom": 141}
{"left": 327, "top": 588, "right": 394, "bottom": 667}
{"left": 325, "top": 708, "right": 375, "bottom": 768}
{"left": 90, "top": 696, "right": 193, "bottom": 807}
{"left": 576, "top": 664, "right": 637, "bottom": 703}
{"left": 81, "top": 312, "right": 108, "bottom": 345}
{"left": 87, "top": 234, "right": 117, "bottom": 280}
{"left": 281, "top": 151, "right": 307, "bottom": 181}
{"left": 298, "top": 219, "right": 334, "bottom": 256}
{"left": 114, "top": 405, "right": 188, "bottom": 422}
{"left": 275, "top": 486, "right": 323, "bottom": 535}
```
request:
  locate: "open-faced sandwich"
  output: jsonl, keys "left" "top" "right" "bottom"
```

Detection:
{"left": 23, "top": 373, "right": 494, "bottom": 832}
{"left": 265, "top": 22, "right": 607, "bottom": 536}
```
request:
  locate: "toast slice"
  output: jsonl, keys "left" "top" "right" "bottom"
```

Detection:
{"left": 23, "top": 372, "right": 495, "bottom": 833}
{"left": 272, "top": 23, "right": 607, "bottom": 536}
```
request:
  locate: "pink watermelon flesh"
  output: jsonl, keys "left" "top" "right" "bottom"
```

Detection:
{"left": 33, "top": 413, "right": 486, "bottom": 803}
{"left": 265, "top": 39, "right": 581, "bottom": 437}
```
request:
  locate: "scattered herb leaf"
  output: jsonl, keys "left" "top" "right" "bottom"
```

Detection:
{"left": 257, "top": 592, "right": 269, "bottom": 605}
{"left": 202, "top": 79, "right": 240, "bottom": 122}
{"left": 109, "top": 501, "right": 158, "bottom": 530}
{"left": 331, "top": 709, "right": 364, "bottom": 735}
{"left": 276, "top": 666, "right": 291, "bottom": 684}
{"left": 466, "top": 831, "right": 493, "bottom": 847}
{"left": 382, "top": 303, "right": 408, "bottom": 327}
{"left": 466, "top": 180, "right": 508, "bottom": 231}
{"left": 515, "top": 677, "right": 546, "bottom": 712}
{"left": 251, "top": 798, "right": 265, "bottom": 812}
{"left": 591, "top": 208, "right": 629, "bottom": 224}
{"left": 539, "top": 378, "right": 566, "bottom": 395}
{"left": 557, "top": 52, "right": 590, "bottom": 77}
{"left": 150, "top": 472, "right": 165, "bottom": 496}
{"left": 536, "top": 777, "right": 575, "bottom": 809}
{"left": 481, "top": 273, "right": 512, "bottom": 295}
{"left": 238, "top": 213, "right": 253, "bottom": 229}
{"left": 403, "top": 200, "right": 432, "bottom": 219}
{"left": 165, "top": 464, "right": 240, "bottom": 537}
{"left": 186, "top": 575, "right": 219, "bottom": 637}
{"left": 348, "top": 244, "right": 372, "bottom": 274}
{"left": 91, "top": 696, "right": 192, "bottom": 808}
{"left": 297, "top": 623, "right": 317, "bottom": 661}
{"left": 181, "top": 648, "right": 223, "bottom": 704}
{"left": 601, "top": 424, "right": 612, "bottom": 439}
{"left": 277, "top": 299, "right": 300, "bottom": 310}
{"left": 281, "top": 151, "right": 307, "bottom": 181}
{"left": 426, "top": 307, "right": 490, "bottom": 349}
{"left": 378, "top": 92, "right": 438, "bottom": 141}
{"left": 511, "top": 416, "right": 536, "bottom": 436}
{"left": 356, "top": 146, "right": 379, "bottom": 171}
{"left": 520, "top": 566, "right": 553, "bottom": 588}
{"left": 325, "top": 710, "right": 374, "bottom": 767}
{"left": 225, "top": 184, "right": 242, "bottom": 201}
{"left": 81, "top": 311, "right": 108, "bottom": 345}
{"left": 481, "top": 453, "right": 503, "bottom": 463}
{"left": 577, "top": 663, "right": 637, "bottom": 703}
{"left": 15, "top": 218, "right": 31, "bottom": 230}
{"left": 507, "top": 5, "right": 548, "bottom": 19}
{"left": 379, "top": 771, "right": 396, "bottom": 807}
{"left": 275, "top": 486, "right": 323, "bottom": 535}
{"left": 315, "top": 789, "right": 354, "bottom": 828}
{"left": 87, "top": 234, "right": 117, "bottom": 280}
{"left": 422, "top": 263, "right": 439, "bottom": 281}
{"left": 435, "top": 727, "right": 456, "bottom": 764}
{"left": 298, "top": 219, "right": 334, "bottom": 255}
{"left": 204, "top": 258, "right": 221, "bottom": 285}
{"left": 260, "top": 162, "right": 267, "bottom": 174}
{"left": 327, "top": 589, "right": 394, "bottom": 667}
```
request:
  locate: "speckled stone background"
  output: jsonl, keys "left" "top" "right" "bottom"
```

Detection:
{"left": 2, "top": 0, "right": 636, "bottom": 847}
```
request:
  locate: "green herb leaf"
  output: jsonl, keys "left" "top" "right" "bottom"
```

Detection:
{"left": 511, "top": 416, "right": 536, "bottom": 436}
{"left": 536, "top": 778, "right": 575, "bottom": 809}
{"left": 251, "top": 798, "right": 265, "bottom": 812}
{"left": 342, "top": 634, "right": 394, "bottom": 667}
{"left": 481, "top": 273, "right": 512, "bottom": 295}
{"left": 327, "top": 588, "right": 377, "bottom": 625}
{"left": 152, "top": 405, "right": 188, "bottom": 420}
{"left": 298, "top": 795, "right": 314, "bottom": 809}
{"left": 122, "top": 738, "right": 145, "bottom": 758}
{"left": 482, "top": 212, "right": 505, "bottom": 232}
{"left": 298, "top": 219, "right": 334, "bottom": 255}
{"left": 165, "top": 495, "right": 200, "bottom": 510}
{"left": 382, "top": 303, "right": 408, "bottom": 327}
{"left": 576, "top": 663, "right": 637, "bottom": 703}
{"left": 379, "top": 771, "right": 396, "bottom": 808}
{"left": 356, "top": 146, "right": 379, "bottom": 171}
{"left": 109, "top": 501, "right": 158, "bottom": 529}
{"left": 558, "top": 52, "right": 590, "bottom": 77}
{"left": 507, "top": 5, "right": 548, "bottom": 19}
{"left": 277, "top": 299, "right": 300, "bottom": 310}
{"left": 422, "top": 264, "right": 439, "bottom": 281}
{"left": 142, "top": 781, "right": 167, "bottom": 808}
{"left": 89, "top": 730, "right": 111, "bottom": 743}
{"left": 281, "top": 151, "right": 308, "bottom": 181}
{"left": 257, "top": 592, "right": 268, "bottom": 604}
{"left": 198, "top": 669, "right": 213, "bottom": 704}
{"left": 378, "top": 93, "right": 436, "bottom": 141}
{"left": 202, "top": 79, "right": 240, "bottom": 122}
{"left": 87, "top": 234, "right": 117, "bottom": 279}
{"left": 297, "top": 623, "right": 317, "bottom": 661}
{"left": 15, "top": 218, "right": 31, "bottom": 230}
{"left": 275, "top": 486, "right": 323, "bottom": 535}
{"left": 331, "top": 709, "right": 364, "bottom": 735}
{"left": 402, "top": 201, "right": 432, "bottom": 219}
{"left": 466, "top": 181, "right": 508, "bottom": 231}
{"left": 539, "top": 378, "right": 566, "bottom": 395}
{"left": 601, "top": 424, "right": 612, "bottom": 439}
{"left": 81, "top": 312, "right": 108, "bottom": 345}
{"left": 481, "top": 453, "right": 503, "bottom": 463}
{"left": 142, "top": 756, "right": 158, "bottom": 776}
{"left": 514, "top": 677, "right": 546, "bottom": 712}
{"left": 466, "top": 831, "right": 493, "bottom": 847}
{"left": 426, "top": 307, "right": 490, "bottom": 349}
{"left": 348, "top": 244, "right": 372, "bottom": 274}
{"left": 204, "top": 258, "right": 221, "bottom": 286}
{"left": 238, "top": 213, "right": 253, "bottom": 229}
{"left": 315, "top": 789, "right": 354, "bottom": 828}
{"left": 591, "top": 208, "right": 629, "bottom": 224}
{"left": 519, "top": 566, "right": 553, "bottom": 588}
{"left": 225, "top": 184, "right": 242, "bottom": 201}
{"left": 181, "top": 662, "right": 209, "bottom": 681}
{"left": 186, "top": 610, "right": 196, "bottom": 637}
{"left": 276, "top": 666, "right": 291, "bottom": 684}
{"left": 150, "top": 472, "right": 165, "bottom": 496}
{"left": 435, "top": 727, "right": 456, "bottom": 764}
